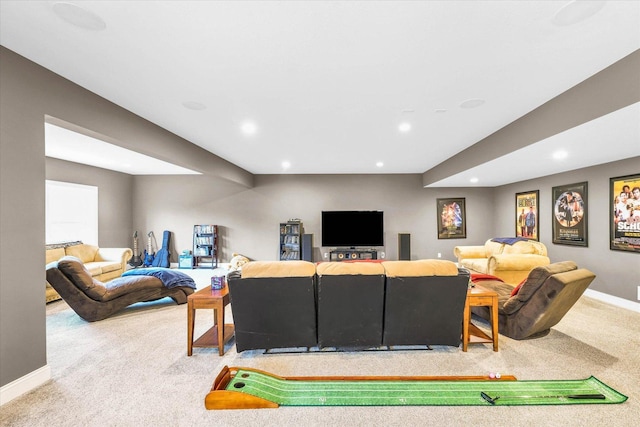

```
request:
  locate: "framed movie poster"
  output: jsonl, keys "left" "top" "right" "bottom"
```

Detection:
{"left": 516, "top": 190, "right": 539, "bottom": 241}
{"left": 610, "top": 174, "right": 640, "bottom": 253}
{"left": 437, "top": 198, "right": 466, "bottom": 239}
{"left": 552, "top": 182, "right": 588, "bottom": 246}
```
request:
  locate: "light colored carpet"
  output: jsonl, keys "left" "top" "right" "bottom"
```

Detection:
{"left": 2, "top": 271, "right": 639, "bottom": 426}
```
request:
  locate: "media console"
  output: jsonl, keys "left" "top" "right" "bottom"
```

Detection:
{"left": 329, "top": 249, "right": 378, "bottom": 261}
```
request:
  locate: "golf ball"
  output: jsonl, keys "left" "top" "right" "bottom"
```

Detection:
{"left": 489, "top": 372, "right": 495, "bottom": 379}
{"left": 495, "top": 373, "right": 501, "bottom": 379}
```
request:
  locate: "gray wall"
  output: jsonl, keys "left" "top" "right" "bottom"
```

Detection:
{"left": 132, "top": 174, "right": 495, "bottom": 263}
{"left": 46, "top": 158, "right": 133, "bottom": 248}
{"left": 494, "top": 156, "right": 640, "bottom": 302}
{"left": 1, "top": 47, "right": 47, "bottom": 390}
{"left": 46, "top": 157, "right": 639, "bottom": 302}
{"left": 79, "top": 158, "right": 640, "bottom": 303}
{"left": 0, "top": 46, "right": 250, "bottom": 389}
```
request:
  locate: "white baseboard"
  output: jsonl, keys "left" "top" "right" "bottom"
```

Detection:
{"left": 584, "top": 289, "right": 640, "bottom": 313}
{"left": 0, "top": 364, "right": 51, "bottom": 406}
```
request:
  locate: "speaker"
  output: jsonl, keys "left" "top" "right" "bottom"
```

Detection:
{"left": 398, "top": 233, "right": 411, "bottom": 260}
{"left": 301, "top": 234, "right": 313, "bottom": 262}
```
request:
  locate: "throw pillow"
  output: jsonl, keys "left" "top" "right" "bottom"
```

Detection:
{"left": 470, "top": 273, "right": 503, "bottom": 283}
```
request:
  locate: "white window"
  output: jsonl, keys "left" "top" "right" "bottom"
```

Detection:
{"left": 45, "top": 180, "right": 98, "bottom": 245}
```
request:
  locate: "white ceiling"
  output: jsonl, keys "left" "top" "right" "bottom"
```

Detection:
{"left": 44, "top": 123, "right": 201, "bottom": 175}
{"left": 1, "top": 1, "right": 639, "bottom": 185}
{"left": 428, "top": 102, "right": 640, "bottom": 187}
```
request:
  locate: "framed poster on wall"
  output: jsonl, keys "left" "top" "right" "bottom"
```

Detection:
{"left": 516, "top": 190, "right": 539, "bottom": 241}
{"left": 610, "top": 173, "right": 640, "bottom": 253}
{"left": 437, "top": 197, "right": 466, "bottom": 239}
{"left": 552, "top": 182, "right": 588, "bottom": 246}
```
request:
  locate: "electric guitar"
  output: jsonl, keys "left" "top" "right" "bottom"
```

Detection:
{"left": 143, "top": 231, "right": 155, "bottom": 267}
{"left": 128, "top": 231, "right": 143, "bottom": 267}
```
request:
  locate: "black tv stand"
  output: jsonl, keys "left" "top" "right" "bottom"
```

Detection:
{"left": 329, "top": 249, "right": 377, "bottom": 261}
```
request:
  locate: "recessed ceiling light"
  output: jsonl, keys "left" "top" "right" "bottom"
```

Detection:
{"left": 376, "top": 161, "right": 384, "bottom": 168}
{"left": 402, "top": 109, "right": 415, "bottom": 113}
{"left": 435, "top": 109, "right": 448, "bottom": 113}
{"left": 241, "top": 122, "right": 257, "bottom": 135}
{"left": 460, "top": 99, "right": 485, "bottom": 109}
{"left": 470, "top": 177, "right": 479, "bottom": 183}
{"left": 281, "top": 161, "right": 291, "bottom": 170}
{"left": 398, "top": 122, "right": 411, "bottom": 133}
{"left": 182, "top": 101, "right": 206, "bottom": 111}
{"left": 552, "top": 0, "right": 605, "bottom": 26}
{"left": 553, "top": 150, "right": 568, "bottom": 160}
{"left": 52, "top": 2, "right": 106, "bottom": 31}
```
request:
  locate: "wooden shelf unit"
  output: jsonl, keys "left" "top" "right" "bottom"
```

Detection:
{"left": 193, "top": 224, "right": 218, "bottom": 269}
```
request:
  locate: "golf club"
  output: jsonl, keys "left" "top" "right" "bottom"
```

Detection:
{"left": 481, "top": 391, "right": 606, "bottom": 405}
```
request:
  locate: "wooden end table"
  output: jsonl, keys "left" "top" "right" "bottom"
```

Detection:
{"left": 462, "top": 285, "right": 499, "bottom": 352}
{"left": 187, "top": 286, "right": 234, "bottom": 356}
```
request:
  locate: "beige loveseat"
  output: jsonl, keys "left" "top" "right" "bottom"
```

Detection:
{"left": 454, "top": 238, "right": 550, "bottom": 285}
{"left": 46, "top": 242, "right": 132, "bottom": 302}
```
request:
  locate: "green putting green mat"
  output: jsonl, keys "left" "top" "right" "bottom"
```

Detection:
{"left": 225, "top": 369, "right": 627, "bottom": 406}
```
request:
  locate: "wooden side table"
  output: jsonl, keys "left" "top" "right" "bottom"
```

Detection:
{"left": 187, "top": 286, "right": 234, "bottom": 356}
{"left": 463, "top": 285, "right": 499, "bottom": 352}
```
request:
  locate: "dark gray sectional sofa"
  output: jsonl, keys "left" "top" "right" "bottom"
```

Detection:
{"left": 227, "top": 259, "right": 470, "bottom": 352}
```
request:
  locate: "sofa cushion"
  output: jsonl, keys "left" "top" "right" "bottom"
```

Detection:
{"left": 84, "top": 264, "right": 103, "bottom": 277}
{"left": 501, "top": 240, "right": 547, "bottom": 256}
{"left": 92, "top": 261, "right": 121, "bottom": 274}
{"left": 65, "top": 244, "right": 99, "bottom": 263}
{"left": 484, "top": 240, "right": 505, "bottom": 257}
{"left": 460, "top": 258, "right": 489, "bottom": 274}
{"left": 46, "top": 248, "right": 66, "bottom": 264}
{"left": 317, "top": 261, "right": 384, "bottom": 276}
{"left": 241, "top": 260, "right": 316, "bottom": 278}
{"left": 57, "top": 256, "right": 107, "bottom": 300}
{"left": 382, "top": 260, "right": 458, "bottom": 277}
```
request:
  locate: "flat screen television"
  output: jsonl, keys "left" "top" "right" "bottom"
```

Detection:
{"left": 321, "top": 211, "right": 384, "bottom": 247}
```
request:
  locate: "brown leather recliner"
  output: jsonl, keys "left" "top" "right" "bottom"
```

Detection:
{"left": 46, "top": 256, "right": 194, "bottom": 322}
{"left": 471, "top": 261, "right": 596, "bottom": 339}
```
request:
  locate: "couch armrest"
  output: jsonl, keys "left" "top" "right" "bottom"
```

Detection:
{"left": 453, "top": 245, "right": 486, "bottom": 262}
{"left": 95, "top": 248, "right": 133, "bottom": 270}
